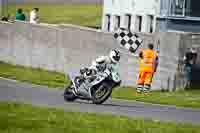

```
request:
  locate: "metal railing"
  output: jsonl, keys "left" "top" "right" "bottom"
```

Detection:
{"left": 160, "top": 0, "right": 200, "bottom": 18}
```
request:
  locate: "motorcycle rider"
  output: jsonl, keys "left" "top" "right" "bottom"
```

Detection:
{"left": 77, "top": 49, "right": 121, "bottom": 96}
{"left": 89, "top": 49, "right": 121, "bottom": 73}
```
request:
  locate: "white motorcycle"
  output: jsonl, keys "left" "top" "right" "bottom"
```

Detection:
{"left": 63, "top": 64, "right": 121, "bottom": 104}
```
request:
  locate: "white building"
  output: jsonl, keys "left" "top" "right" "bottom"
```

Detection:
{"left": 102, "top": 0, "right": 200, "bottom": 33}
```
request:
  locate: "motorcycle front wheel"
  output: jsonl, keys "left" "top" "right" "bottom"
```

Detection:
{"left": 91, "top": 82, "right": 112, "bottom": 104}
{"left": 63, "top": 86, "right": 77, "bottom": 102}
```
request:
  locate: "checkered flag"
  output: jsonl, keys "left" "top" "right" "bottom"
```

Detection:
{"left": 114, "top": 28, "right": 143, "bottom": 53}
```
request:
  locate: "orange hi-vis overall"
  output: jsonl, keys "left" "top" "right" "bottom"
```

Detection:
{"left": 137, "top": 49, "right": 158, "bottom": 90}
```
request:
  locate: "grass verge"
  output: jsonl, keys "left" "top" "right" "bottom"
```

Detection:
{"left": 1, "top": 101, "right": 200, "bottom": 133}
{"left": 112, "top": 87, "right": 200, "bottom": 108}
{"left": 8, "top": 3, "right": 102, "bottom": 28}
{"left": 0, "top": 61, "right": 68, "bottom": 88}
{"left": 0, "top": 61, "right": 200, "bottom": 108}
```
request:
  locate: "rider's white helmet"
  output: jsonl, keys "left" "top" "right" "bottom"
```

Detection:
{"left": 109, "top": 49, "right": 120, "bottom": 63}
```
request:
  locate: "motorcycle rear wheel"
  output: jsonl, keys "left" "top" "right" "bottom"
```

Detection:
{"left": 91, "top": 82, "right": 112, "bottom": 104}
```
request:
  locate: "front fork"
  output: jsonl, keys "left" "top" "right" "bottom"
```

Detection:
{"left": 72, "top": 78, "right": 93, "bottom": 99}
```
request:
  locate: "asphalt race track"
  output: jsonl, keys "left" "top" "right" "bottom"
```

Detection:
{"left": 1, "top": 78, "right": 200, "bottom": 124}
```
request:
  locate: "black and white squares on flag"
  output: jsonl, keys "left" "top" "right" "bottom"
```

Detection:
{"left": 114, "top": 28, "right": 143, "bottom": 53}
